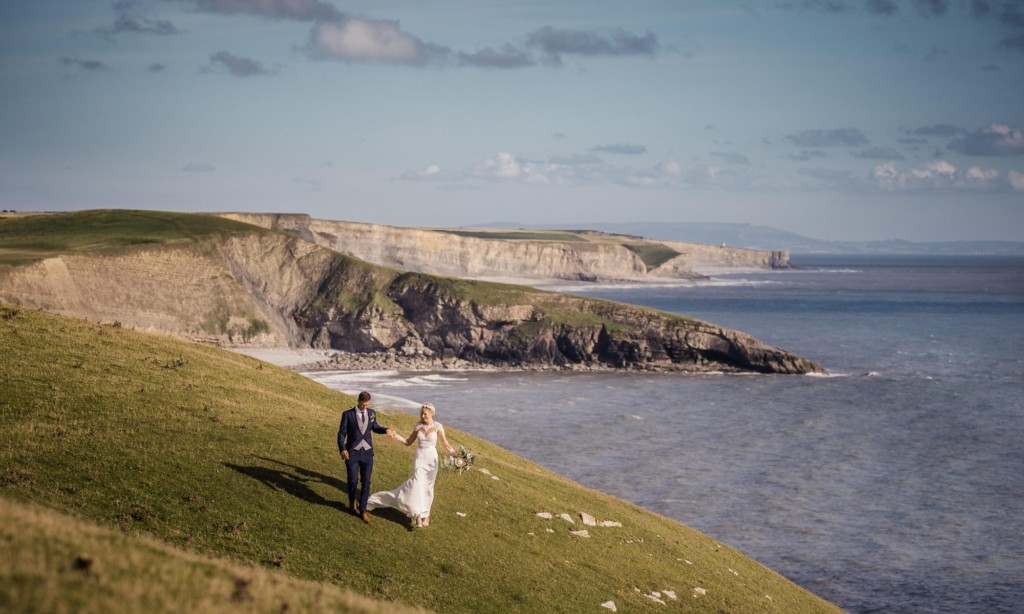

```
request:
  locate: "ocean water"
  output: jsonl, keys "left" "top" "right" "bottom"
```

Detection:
{"left": 305, "top": 256, "right": 1024, "bottom": 613}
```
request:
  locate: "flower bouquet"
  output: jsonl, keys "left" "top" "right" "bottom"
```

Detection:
{"left": 444, "top": 445, "right": 476, "bottom": 473}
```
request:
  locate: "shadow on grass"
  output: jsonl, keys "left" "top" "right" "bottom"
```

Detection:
{"left": 224, "top": 456, "right": 347, "bottom": 513}
{"left": 369, "top": 506, "right": 417, "bottom": 531}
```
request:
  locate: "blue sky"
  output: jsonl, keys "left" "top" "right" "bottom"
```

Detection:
{"left": 2, "top": 1, "right": 1023, "bottom": 242}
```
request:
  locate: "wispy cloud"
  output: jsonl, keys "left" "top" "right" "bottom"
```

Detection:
{"left": 62, "top": 57, "right": 108, "bottom": 71}
{"left": 524, "top": 27, "right": 659, "bottom": 65}
{"left": 592, "top": 143, "right": 648, "bottom": 155}
{"left": 787, "top": 149, "right": 828, "bottom": 161}
{"left": 95, "top": 15, "right": 181, "bottom": 38}
{"left": 188, "top": 0, "right": 342, "bottom": 21}
{"left": 904, "top": 123, "right": 964, "bottom": 138}
{"left": 786, "top": 128, "right": 870, "bottom": 147}
{"left": 854, "top": 146, "right": 905, "bottom": 160}
{"left": 949, "top": 123, "right": 1024, "bottom": 156}
{"left": 208, "top": 51, "right": 274, "bottom": 76}
{"left": 403, "top": 150, "right": 765, "bottom": 191}
{"left": 174, "top": 1, "right": 661, "bottom": 69}
{"left": 456, "top": 46, "right": 535, "bottom": 69}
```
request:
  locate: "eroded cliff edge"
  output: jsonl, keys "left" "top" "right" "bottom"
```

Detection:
{"left": 217, "top": 213, "right": 790, "bottom": 283}
{"left": 0, "top": 211, "right": 823, "bottom": 374}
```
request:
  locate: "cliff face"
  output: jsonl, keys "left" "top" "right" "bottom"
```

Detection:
{"left": 0, "top": 224, "right": 822, "bottom": 375}
{"left": 667, "top": 240, "right": 789, "bottom": 271}
{"left": 218, "top": 213, "right": 789, "bottom": 282}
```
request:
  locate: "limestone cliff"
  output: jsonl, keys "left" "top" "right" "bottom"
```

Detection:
{"left": 0, "top": 211, "right": 822, "bottom": 374}
{"left": 217, "top": 213, "right": 789, "bottom": 282}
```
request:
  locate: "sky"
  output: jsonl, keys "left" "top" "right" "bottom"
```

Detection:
{"left": 2, "top": 1, "right": 1023, "bottom": 243}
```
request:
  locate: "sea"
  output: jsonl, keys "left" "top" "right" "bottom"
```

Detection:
{"left": 303, "top": 255, "right": 1024, "bottom": 613}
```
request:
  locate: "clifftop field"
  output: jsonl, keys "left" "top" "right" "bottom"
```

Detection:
{"left": 0, "top": 305, "right": 842, "bottom": 613}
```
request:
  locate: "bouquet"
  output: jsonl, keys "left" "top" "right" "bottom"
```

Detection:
{"left": 444, "top": 445, "right": 476, "bottom": 473}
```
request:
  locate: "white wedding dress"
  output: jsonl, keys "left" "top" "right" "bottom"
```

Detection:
{"left": 366, "top": 423, "right": 443, "bottom": 523}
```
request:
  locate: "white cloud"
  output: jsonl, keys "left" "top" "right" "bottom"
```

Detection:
{"left": 401, "top": 164, "right": 447, "bottom": 181}
{"left": 310, "top": 18, "right": 424, "bottom": 65}
{"left": 474, "top": 152, "right": 523, "bottom": 180}
{"left": 872, "top": 160, "right": 1014, "bottom": 191}
{"left": 949, "top": 123, "right": 1024, "bottom": 157}
{"left": 959, "top": 166, "right": 1000, "bottom": 190}
{"left": 409, "top": 152, "right": 764, "bottom": 191}
{"left": 657, "top": 158, "right": 683, "bottom": 179}
{"left": 1009, "top": 170, "right": 1024, "bottom": 192}
{"left": 911, "top": 160, "right": 956, "bottom": 181}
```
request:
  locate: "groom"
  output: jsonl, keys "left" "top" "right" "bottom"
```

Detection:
{"left": 338, "top": 391, "right": 395, "bottom": 524}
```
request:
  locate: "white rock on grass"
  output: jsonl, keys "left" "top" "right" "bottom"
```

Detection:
{"left": 600, "top": 601, "right": 617, "bottom": 612}
{"left": 662, "top": 590, "right": 677, "bottom": 601}
{"left": 693, "top": 587, "right": 707, "bottom": 597}
{"left": 558, "top": 513, "right": 575, "bottom": 524}
{"left": 579, "top": 511, "right": 621, "bottom": 527}
{"left": 536, "top": 512, "right": 553, "bottom": 519}
{"left": 569, "top": 529, "right": 590, "bottom": 538}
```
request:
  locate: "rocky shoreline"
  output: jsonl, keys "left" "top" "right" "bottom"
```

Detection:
{"left": 234, "top": 347, "right": 753, "bottom": 375}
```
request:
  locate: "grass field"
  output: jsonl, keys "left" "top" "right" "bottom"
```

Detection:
{"left": 0, "top": 209, "right": 257, "bottom": 271}
{"left": 0, "top": 304, "right": 842, "bottom": 613}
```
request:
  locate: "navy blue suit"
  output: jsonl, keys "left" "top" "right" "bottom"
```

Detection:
{"left": 338, "top": 406, "right": 389, "bottom": 513}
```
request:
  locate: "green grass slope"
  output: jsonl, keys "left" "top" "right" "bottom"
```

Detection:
{"left": 0, "top": 209, "right": 259, "bottom": 272}
{"left": 0, "top": 497, "right": 425, "bottom": 614}
{"left": 0, "top": 305, "right": 842, "bottom": 613}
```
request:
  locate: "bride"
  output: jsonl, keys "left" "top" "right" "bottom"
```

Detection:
{"left": 366, "top": 402, "right": 455, "bottom": 528}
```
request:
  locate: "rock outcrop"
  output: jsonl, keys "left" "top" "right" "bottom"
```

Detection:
{"left": 217, "top": 213, "right": 789, "bottom": 282}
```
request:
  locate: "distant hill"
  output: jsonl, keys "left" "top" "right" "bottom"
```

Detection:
{"left": 483, "top": 221, "right": 1024, "bottom": 256}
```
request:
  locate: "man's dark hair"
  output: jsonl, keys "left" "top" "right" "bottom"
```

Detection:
{"left": 357, "top": 391, "right": 371, "bottom": 404}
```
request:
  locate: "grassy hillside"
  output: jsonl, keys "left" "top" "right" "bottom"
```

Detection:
{"left": 0, "top": 497, "right": 424, "bottom": 614}
{"left": 0, "top": 304, "right": 841, "bottom": 613}
{"left": 0, "top": 209, "right": 259, "bottom": 271}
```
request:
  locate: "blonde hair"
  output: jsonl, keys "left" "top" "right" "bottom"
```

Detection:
{"left": 420, "top": 403, "right": 436, "bottom": 417}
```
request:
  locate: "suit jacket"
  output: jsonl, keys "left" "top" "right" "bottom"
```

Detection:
{"left": 337, "top": 407, "right": 389, "bottom": 460}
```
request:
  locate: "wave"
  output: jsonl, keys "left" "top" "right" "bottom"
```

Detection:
{"left": 303, "top": 370, "right": 403, "bottom": 387}
{"left": 556, "top": 278, "right": 785, "bottom": 293}
{"left": 304, "top": 370, "right": 472, "bottom": 398}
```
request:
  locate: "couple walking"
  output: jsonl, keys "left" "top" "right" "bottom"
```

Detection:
{"left": 338, "top": 391, "right": 455, "bottom": 528}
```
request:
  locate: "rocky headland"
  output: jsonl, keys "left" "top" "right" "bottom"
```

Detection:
{"left": 0, "top": 210, "right": 823, "bottom": 375}
{"left": 217, "top": 213, "right": 791, "bottom": 283}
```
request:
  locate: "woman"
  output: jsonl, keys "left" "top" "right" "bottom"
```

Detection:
{"left": 366, "top": 402, "right": 455, "bottom": 528}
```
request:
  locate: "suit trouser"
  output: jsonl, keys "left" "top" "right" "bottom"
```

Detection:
{"left": 346, "top": 454, "right": 373, "bottom": 512}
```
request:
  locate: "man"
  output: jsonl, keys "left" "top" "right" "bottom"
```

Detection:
{"left": 338, "top": 391, "right": 395, "bottom": 524}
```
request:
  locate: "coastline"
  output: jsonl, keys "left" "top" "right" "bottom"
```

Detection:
{"left": 229, "top": 347, "right": 737, "bottom": 374}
